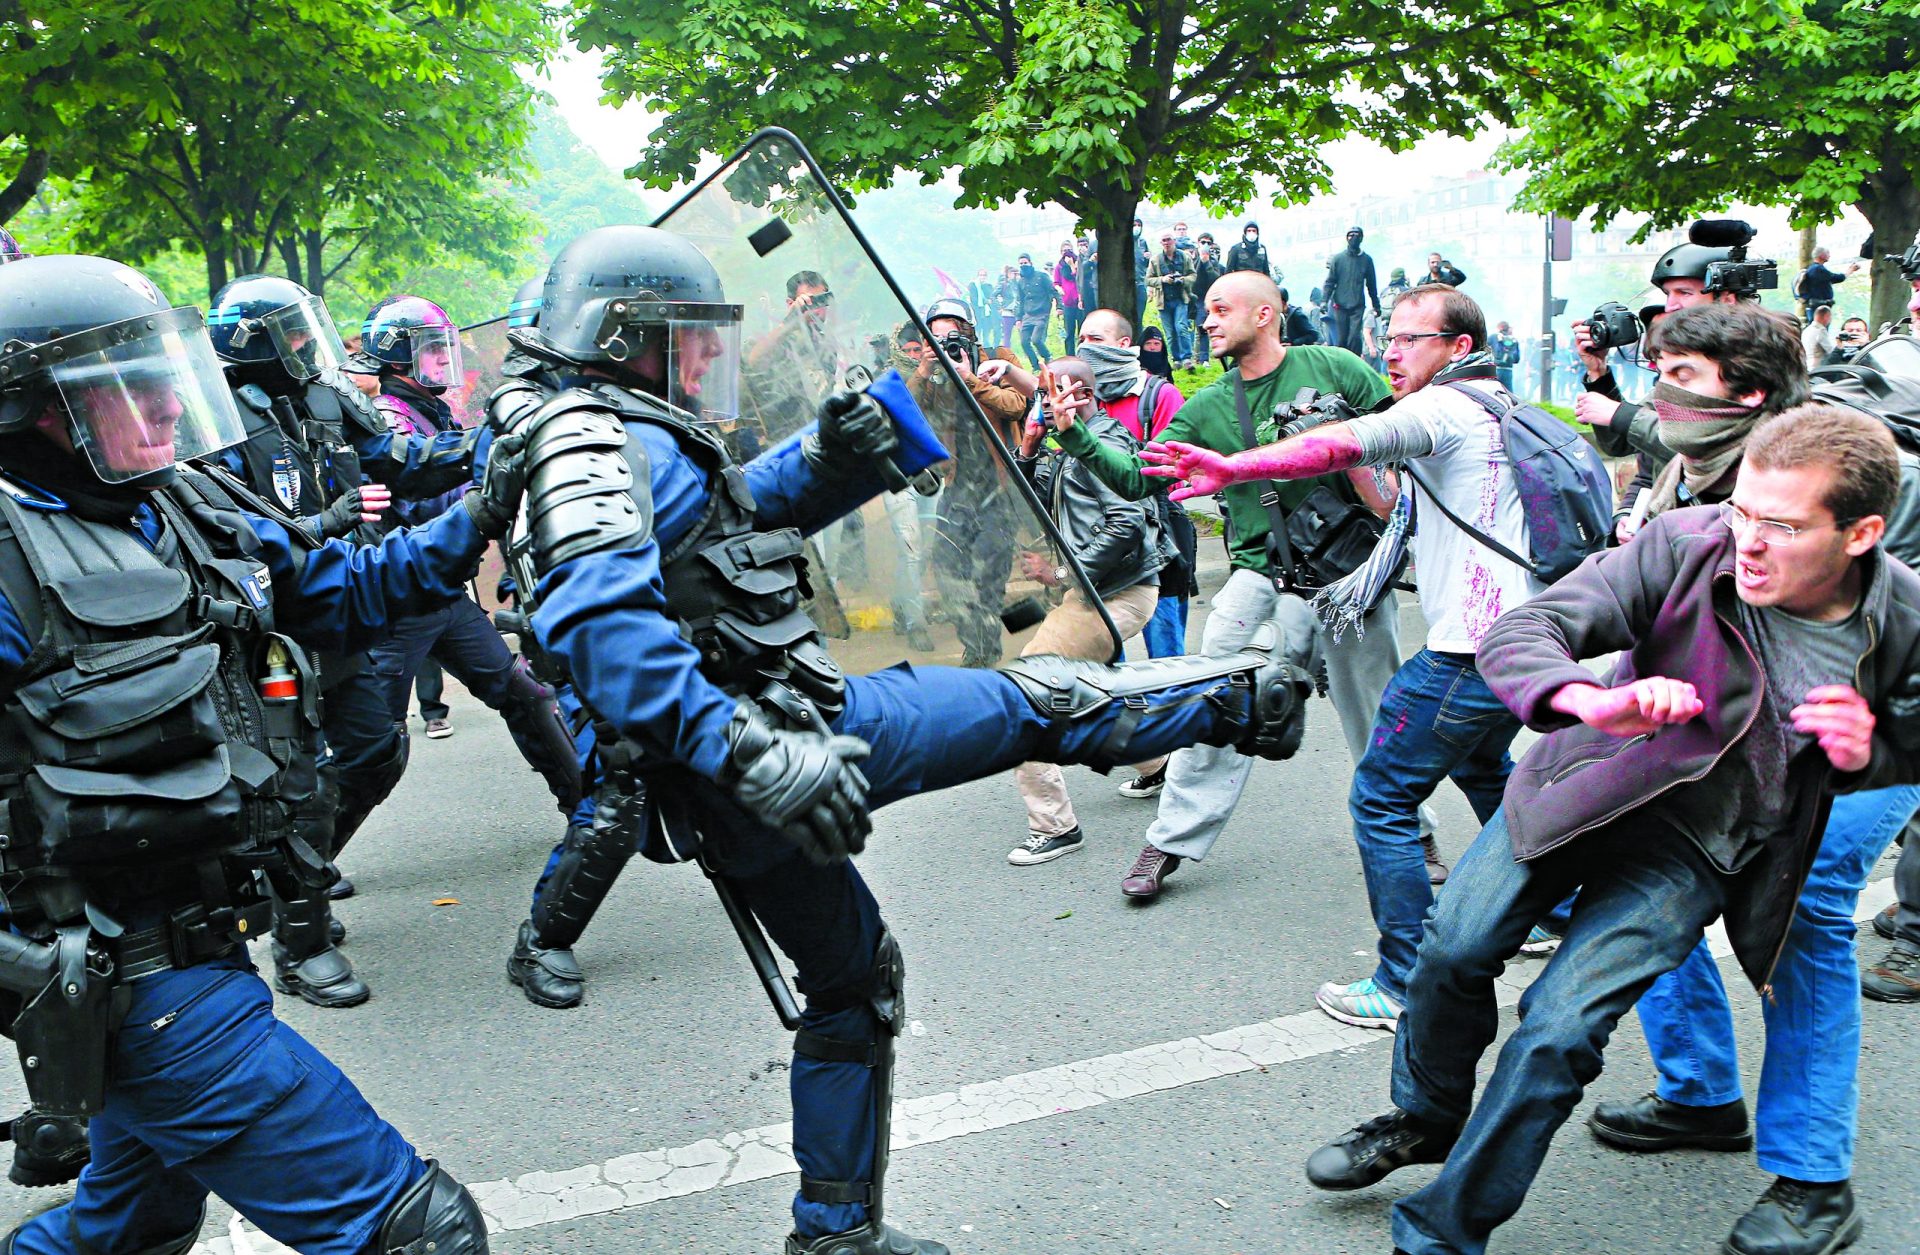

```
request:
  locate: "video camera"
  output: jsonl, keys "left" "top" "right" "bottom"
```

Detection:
{"left": 1272, "top": 387, "right": 1358, "bottom": 441}
{"left": 1885, "top": 235, "right": 1920, "bottom": 283}
{"left": 1693, "top": 219, "right": 1778, "bottom": 299}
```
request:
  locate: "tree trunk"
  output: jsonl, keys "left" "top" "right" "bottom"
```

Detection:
{"left": 0, "top": 148, "right": 51, "bottom": 226}
{"left": 1859, "top": 167, "right": 1920, "bottom": 334}
{"left": 204, "top": 247, "right": 229, "bottom": 302}
{"left": 278, "top": 237, "right": 302, "bottom": 284}
{"left": 303, "top": 230, "right": 325, "bottom": 295}
{"left": 1091, "top": 194, "right": 1142, "bottom": 333}
{"left": 1797, "top": 223, "right": 1816, "bottom": 320}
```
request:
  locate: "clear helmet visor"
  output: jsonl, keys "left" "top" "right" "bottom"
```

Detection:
{"left": 407, "top": 324, "right": 464, "bottom": 391}
{"left": 249, "top": 295, "right": 347, "bottom": 381}
{"left": 665, "top": 318, "right": 742, "bottom": 427}
{"left": 46, "top": 308, "right": 246, "bottom": 484}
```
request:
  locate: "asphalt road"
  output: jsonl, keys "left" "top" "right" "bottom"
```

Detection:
{"left": 3, "top": 571, "right": 1915, "bottom": 1255}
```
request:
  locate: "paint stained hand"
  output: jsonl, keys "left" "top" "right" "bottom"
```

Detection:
{"left": 1552, "top": 678, "right": 1703, "bottom": 737}
{"left": 1791, "top": 685, "right": 1875, "bottom": 773}
{"left": 1142, "top": 440, "right": 1236, "bottom": 501}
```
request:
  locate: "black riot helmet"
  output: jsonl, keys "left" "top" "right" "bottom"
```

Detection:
{"left": 536, "top": 226, "right": 743, "bottom": 425}
{"left": 0, "top": 255, "right": 246, "bottom": 487}
{"left": 507, "top": 274, "right": 544, "bottom": 329}
{"left": 1649, "top": 240, "right": 1733, "bottom": 291}
{"left": 208, "top": 273, "right": 349, "bottom": 382}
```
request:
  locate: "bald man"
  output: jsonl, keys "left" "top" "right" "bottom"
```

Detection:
{"left": 1054, "top": 270, "right": 1444, "bottom": 902}
{"left": 998, "top": 358, "right": 1174, "bottom": 864}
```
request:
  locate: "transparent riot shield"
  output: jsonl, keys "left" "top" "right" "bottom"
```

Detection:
{"left": 653, "top": 128, "right": 1119, "bottom": 676}
{"left": 456, "top": 315, "right": 512, "bottom": 610}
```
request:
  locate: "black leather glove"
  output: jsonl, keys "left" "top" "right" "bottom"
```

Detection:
{"left": 720, "top": 703, "right": 872, "bottom": 864}
{"left": 802, "top": 390, "right": 900, "bottom": 478}
{"left": 463, "top": 430, "right": 528, "bottom": 539}
{"left": 307, "top": 486, "right": 372, "bottom": 539}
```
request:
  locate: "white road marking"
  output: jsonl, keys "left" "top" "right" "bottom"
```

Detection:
{"left": 187, "top": 878, "right": 1899, "bottom": 1253}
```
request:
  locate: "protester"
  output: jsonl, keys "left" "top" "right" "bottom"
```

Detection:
{"left": 1191, "top": 234, "right": 1225, "bottom": 368}
{"left": 1142, "top": 283, "right": 1540, "bottom": 1025}
{"left": 1425, "top": 252, "right": 1468, "bottom": 287}
{"left": 1323, "top": 226, "right": 1380, "bottom": 355}
{"left": 1277, "top": 288, "right": 1318, "bottom": 345}
{"left": 1138, "top": 327, "right": 1174, "bottom": 382}
{"left": 1065, "top": 272, "right": 1441, "bottom": 903}
{"left": 1076, "top": 237, "right": 1099, "bottom": 315}
{"left": 1003, "top": 358, "right": 1172, "bottom": 864}
{"left": 1489, "top": 320, "right": 1521, "bottom": 389}
{"left": 1147, "top": 232, "right": 1196, "bottom": 367}
{"left": 1300, "top": 401, "right": 1920, "bottom": 1255}
{"left": 997, "top": 263, "right": 1019, "bottom": 350}
{"left": 1054, "top": 240, "right": 1085, "bottom": 348}
{"left": 970, "top": 268, "right": 1001, "bottom": 348}
{"left": 1014, "top": 252, "right": 1056, "bottom": 370}
{"left": 1225, "top": 223, "right": 1270, "bottom": 276}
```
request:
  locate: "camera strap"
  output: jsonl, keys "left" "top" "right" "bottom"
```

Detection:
{"left": 1230, "top": 369, "right": 1306, "bottom": 596}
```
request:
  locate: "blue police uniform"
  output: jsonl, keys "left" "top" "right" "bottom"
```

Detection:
{"left": 518, "top": 373, "right": 1305, "bottom": 1246}
{"left": 4, "top": 494, "right": 491, "bottom": 1255}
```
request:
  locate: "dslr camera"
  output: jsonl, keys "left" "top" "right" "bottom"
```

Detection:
{"left": 1693, "top": 219, "right": 1778, "bottom": 298}
{"left": 934, "top": 329, "right": 977, "bottom": 364}
{"left": 1585, "top": 301, "right": 1644, "bottom": 353}
{"left": 1272, "top": 387, "right": 1358, "bottom": 440}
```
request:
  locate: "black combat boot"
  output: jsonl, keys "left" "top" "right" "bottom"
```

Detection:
{"left": 784, "top": 1221, "right": 950, "bottom": 1255}
{"left": 1724, "top": 1178, "right": 1861, "bottom": 1255}
{"left": 3, "top": 1108, "right": 88, "bottom": 1188}
{"left": 272, "top": 885, "right": 370, "bottom": 1009}
{"left": 1587, "top": 1092, "right": 1752, "bottom": 1152}
{"left": 507, "top": 919, "right": 585, "bottom": 1009}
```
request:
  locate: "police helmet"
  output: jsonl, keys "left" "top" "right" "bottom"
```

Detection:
{"left": 507, "top": 275, "right": 544, "bottom": 329}
{"left": 1649, "top": 242, "right": 1733, "bottom": 290}
{"left": 360, "top": 294, "right": 462, "bottom": 392}
{"left": 0, "top": 255, "right": 246, "bottom": 486}
{"left": 208, "top": 274, "right": 348, "bottom": 381}
{"left": 536, "top": 226, "right": 743, "bottom": 425}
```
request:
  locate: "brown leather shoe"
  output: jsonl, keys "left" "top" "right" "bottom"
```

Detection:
{"left": 1121, "top": 844, "right": 1181, "bottom": 899}
{"left": 1422, "top": 835, "right": 1449, "bottom": 886}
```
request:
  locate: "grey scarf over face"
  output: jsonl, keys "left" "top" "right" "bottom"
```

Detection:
{"left": 1076, "top": 341, "right": 1145, "bottom": 401}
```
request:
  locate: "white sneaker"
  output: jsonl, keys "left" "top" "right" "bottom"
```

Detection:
{"left": 1518, "top": 925, "right": 1562, "bottom": 957}
{"left": 1118, "top": 765, "right": 1167, "bottom": 799}
{"left": 1314, "top": 977, "right": 1403, "bottom": 1031}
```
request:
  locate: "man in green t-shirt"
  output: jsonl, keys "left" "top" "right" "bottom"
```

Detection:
{"left": 1056, "top": 270, "right": 1443, "bottom": 900}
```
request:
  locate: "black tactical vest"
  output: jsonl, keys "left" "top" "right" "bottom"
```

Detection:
{"left": 0, "top": 470, "right": 328, "bottom": 881}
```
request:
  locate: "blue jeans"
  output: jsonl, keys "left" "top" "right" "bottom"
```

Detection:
{"left": 1165, "top": 302, "right": 1193, "bottom": 363}
{"left": 1390, "top": 809, "right": 1729, "bottom": 1255}
{"left": 1142, "top": 593, "right": 1189, "bottom": 658}
{"left": 1637, "top": 784, "right": 1920, "bottom": 1180}
{"left": 1018, "top": 315, "right": 1049, "bottom": 370}
{"left": 1350, "top": 650, "right": 1520, "bottom": 1001}
{"left": 12, "top": 957, "right": 424, "bottom": 1255}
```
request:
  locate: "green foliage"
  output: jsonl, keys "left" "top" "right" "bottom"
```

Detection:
{"left": 569, "top": 0, "right": 1581, "bottom": 304}
{"left": 3, "top": 0, "right": 558, "bottom": 299}
{"left": 1498, "top": 0, "right": 1920, "bottom": 328}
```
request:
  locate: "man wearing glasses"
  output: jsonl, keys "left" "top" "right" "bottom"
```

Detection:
{"left": 1294, "top": 401, "right": 1920, "bottom": 1255}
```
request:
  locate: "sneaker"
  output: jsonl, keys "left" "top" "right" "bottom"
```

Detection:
{"left": 1724, "top": 1177, "right": 1861, "bottom": 1255}
{"left": 1518, "top": 924, "right": 1562, "bottom": 957}
{"left": 1315, "top": 976, "right": 1403, "bottom": 1030}
{"left": 1118, "top": 765, "right": 1167, "bottom": 799}
{"left": 1120, "top": 843, "right": 1181, "bottom": 899}
{"left": 1305, "top": 1108, "right": 1459, "bottom": 1191}
{"left": 1008, "top": 827, "right": 1084, "bottom": 866}
{"left": 1872, "top": 903, "right": 1897, "bottom": 941}
{"left": 1862, "top": 943, "right": 1920, "bottom": 1003}
{"left": 424, "top": 717, "right": 452, "bottom": 739}
{"left": 1421, "top": 834, "right": 1449, "bottom": 886}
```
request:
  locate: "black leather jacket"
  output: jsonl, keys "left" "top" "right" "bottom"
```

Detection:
{"left": 1017, "top": 414, "right": 1168, "bottom": 596}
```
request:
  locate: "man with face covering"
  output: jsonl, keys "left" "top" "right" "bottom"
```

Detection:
{"left": 1225, "top": 222, "right": 1271, "bottom": 277}
{"left": 1322, "top": 225, "right": 1381, "bottom": 356}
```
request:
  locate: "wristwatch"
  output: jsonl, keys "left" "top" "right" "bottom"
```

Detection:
{"left": 1052, "top": 565, "right": 1070, "bottom": 585}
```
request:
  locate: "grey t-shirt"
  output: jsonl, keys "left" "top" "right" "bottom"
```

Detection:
{"left": 1669, "top": 596, "right": 1867, "bottom": 872}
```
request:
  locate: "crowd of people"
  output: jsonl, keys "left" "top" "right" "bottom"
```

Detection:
{"left": 0, "top": 198, "right": 1917, "bottom": 1255}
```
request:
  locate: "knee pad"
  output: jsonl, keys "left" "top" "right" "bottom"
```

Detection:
{"left": 377, "top": 1160, "right": 488, "bottom": 1255}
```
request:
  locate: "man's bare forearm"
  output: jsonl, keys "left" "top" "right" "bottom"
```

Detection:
{"left": 1221, "top": 426, "right": 1364, "bottom": 484}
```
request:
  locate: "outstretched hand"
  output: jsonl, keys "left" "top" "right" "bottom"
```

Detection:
{"left": 1141, "top": 440, "right": 1236, "bottom": 501}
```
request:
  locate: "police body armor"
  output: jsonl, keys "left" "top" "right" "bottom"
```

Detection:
{"left": 0, "top": 467, "right": 330, "bottom": 1115}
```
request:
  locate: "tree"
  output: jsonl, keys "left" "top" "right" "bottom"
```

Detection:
{"left": 570, "top": 0, "right": 1596, "bottom": 313}
{"left": 43, "top": 0, "right": 555, "bottom": 298}
{"left": 1497, "top": 0, "right": 1920, "bottom": 331}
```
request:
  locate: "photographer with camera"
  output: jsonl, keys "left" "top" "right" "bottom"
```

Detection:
{"left": 1574, "top": 220, "right": 1779, "bottom": 538}
{"left": 1827, "top": 315, "right": 1872, "bottom": 365}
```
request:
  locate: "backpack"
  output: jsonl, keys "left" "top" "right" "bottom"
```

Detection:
{"left": 1808, "top": 334, "right": 1920, "bottom": 453}
{"left": 1403, "top": 382, "right": 1613, "bottom": 584}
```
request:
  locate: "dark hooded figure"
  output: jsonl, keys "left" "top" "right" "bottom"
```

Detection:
{"left": 1322, "top": 223, "right": 1379, "bottom": 354}
{"left": 1138, "top": 325, "right": 1174, "bottom": 381}
{"left": 1225, "top": 222, "right": 1271, "bottom": 276}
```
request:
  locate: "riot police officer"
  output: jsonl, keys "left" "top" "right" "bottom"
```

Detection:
{"left": 498, "top": 225, "right": 1315, "bottom": 1255}
{"left": 0, "top": 254, "right": 521, "bottom": 1254}
{"left": 204, "top": 273, "right": 400, "bottom": 1008}
{"left": 347, "top": 293, "right": 579, "bottom": 890}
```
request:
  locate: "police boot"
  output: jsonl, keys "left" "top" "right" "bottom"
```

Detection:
{"left": 272, "top": 886, "right": 370, "bottom": 1009}
{"left": 0, "top": 1205, "right": 205, "bottom": 1254}
{"left": 377, "top": 1160, "right": 489, "bottom": 1255}
{"left": 784, "top": 1222, "right": 950, "bottom": 1255}
{"left": 999, "top": 623, "right": 1312, "bottom": 767}
{"left": 2, "top": 1107, "right": 87, "bottom": 1188}
{"left": 507, "top": 919, "right": 585, "bottom": 1010}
